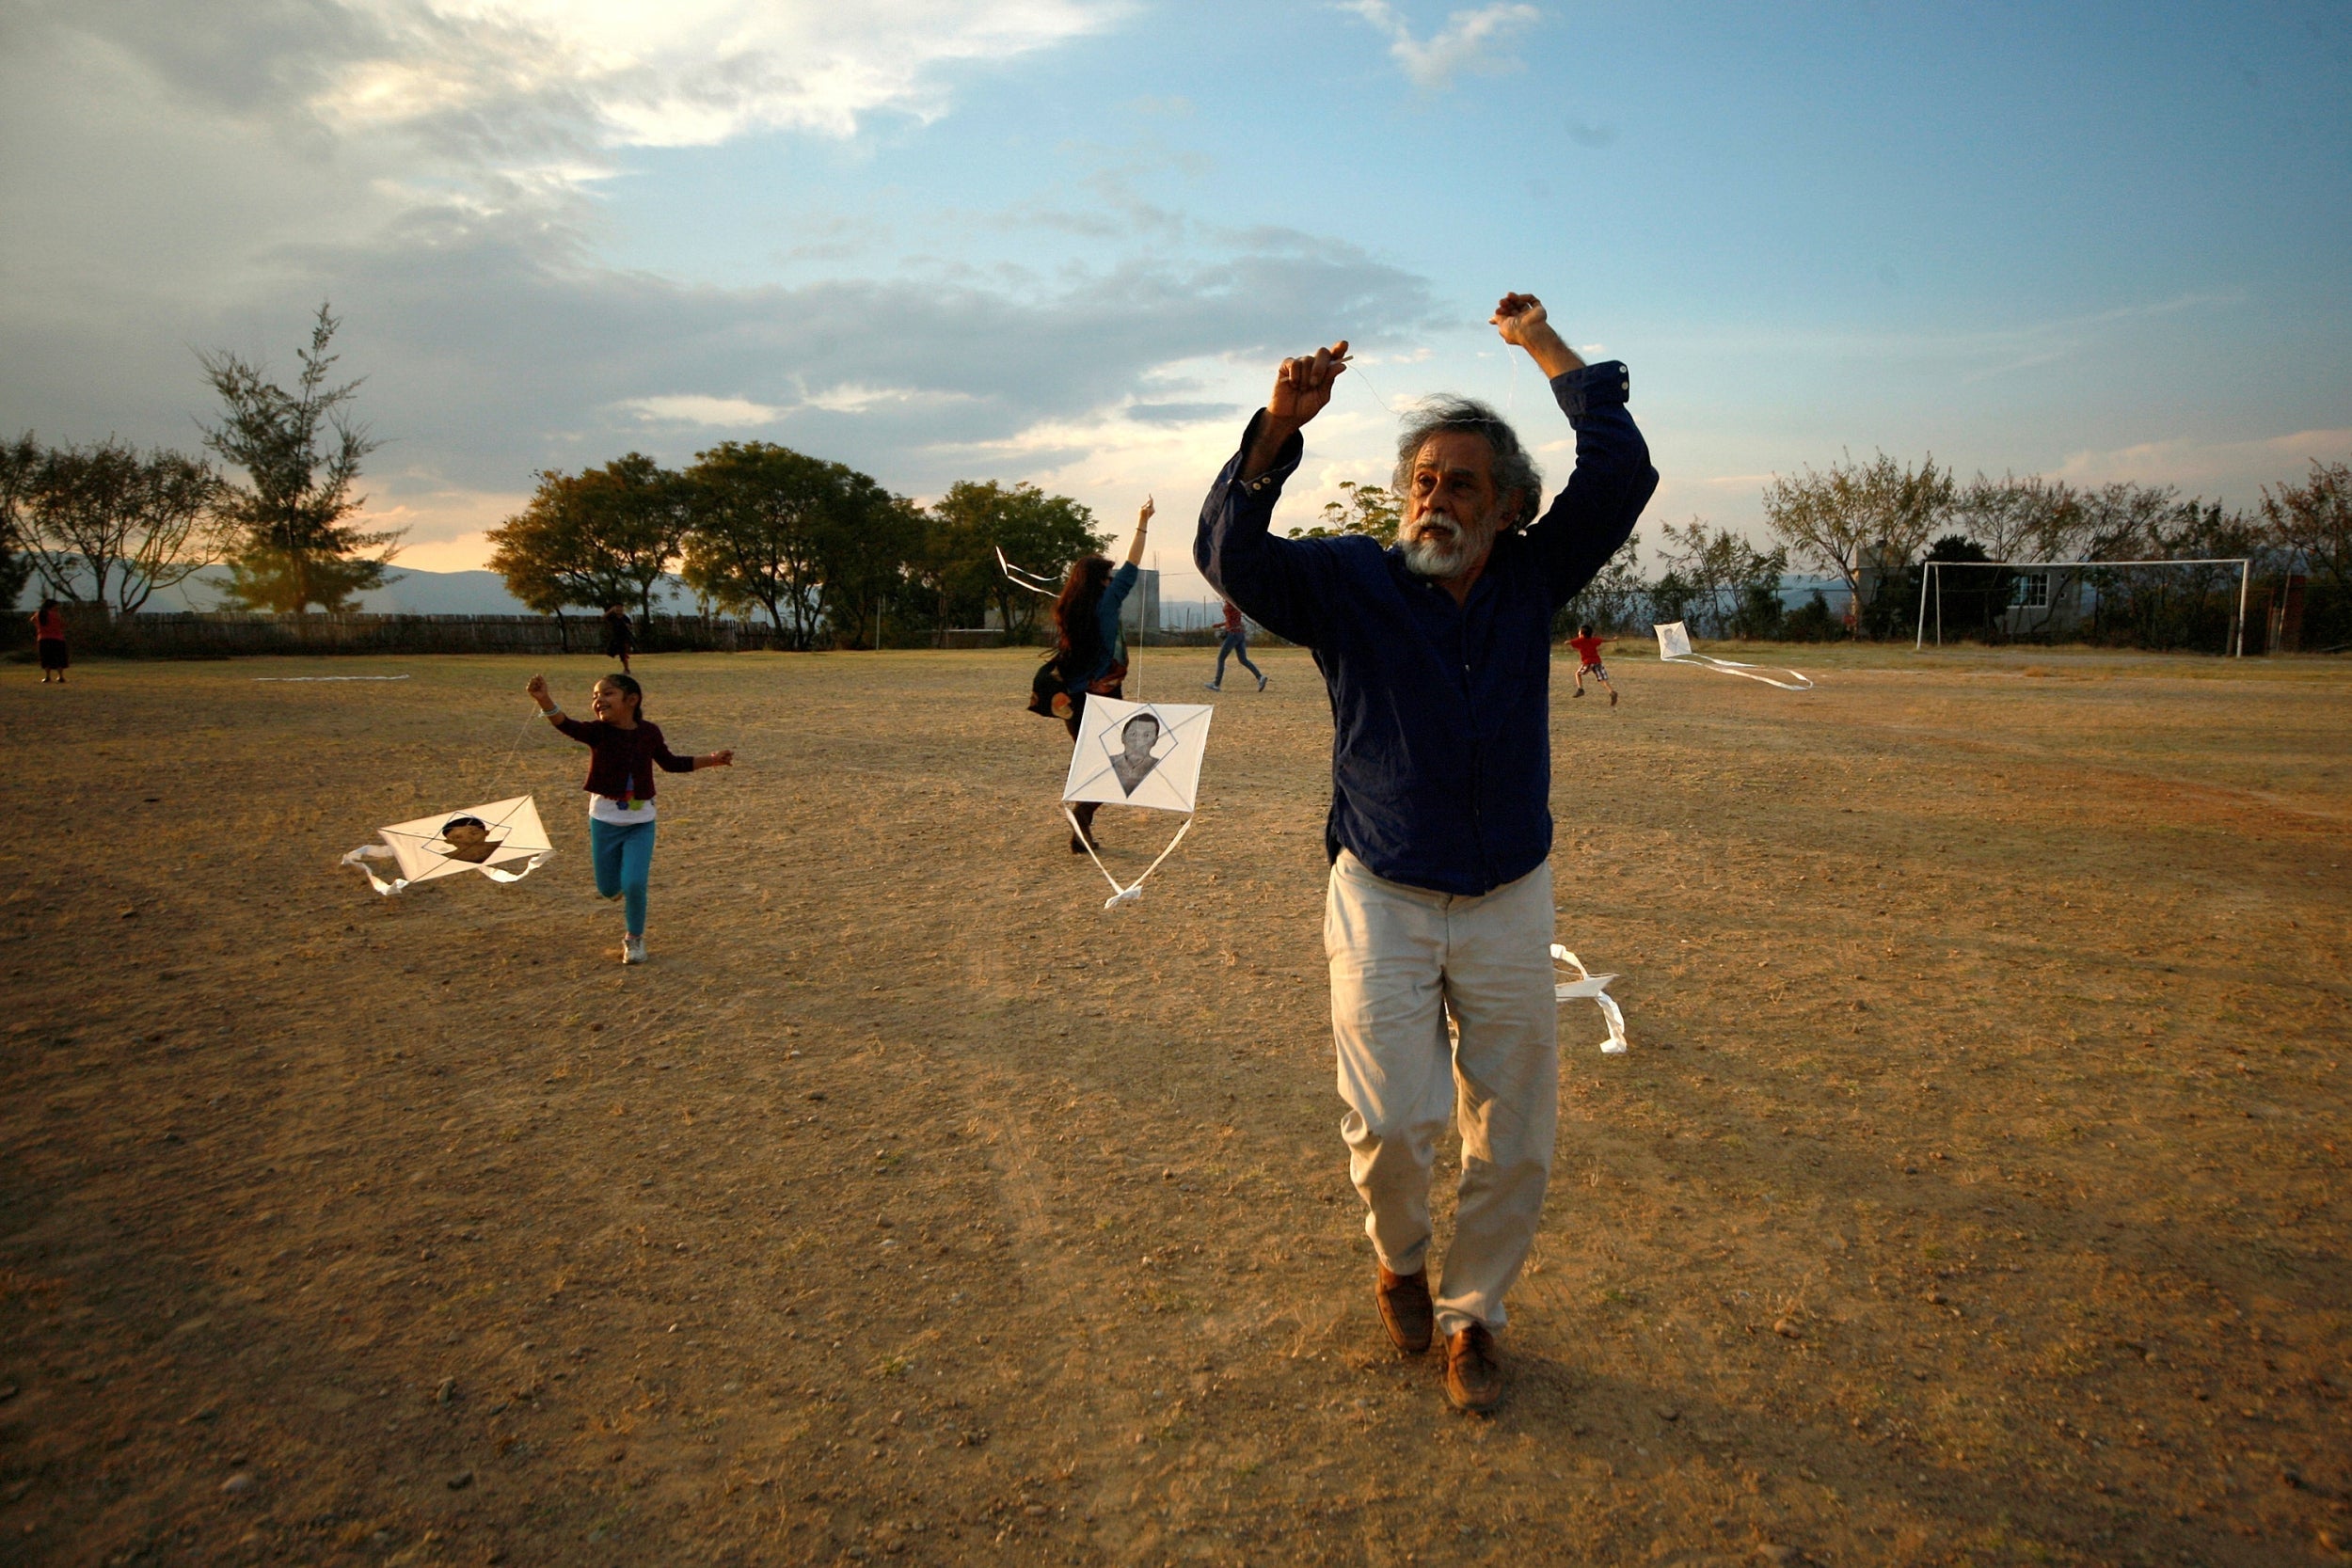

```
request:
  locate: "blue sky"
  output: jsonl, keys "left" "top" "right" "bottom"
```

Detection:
{"left": 3, "top": 0, "right": 2345, "bottom": 604}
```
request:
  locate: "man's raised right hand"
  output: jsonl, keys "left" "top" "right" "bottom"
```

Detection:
{"left": 1269, "top": 341, "right": 1348, "bottom": 428}
{"left": 1246, "top": 341, "right": 1348, "bottom": 479}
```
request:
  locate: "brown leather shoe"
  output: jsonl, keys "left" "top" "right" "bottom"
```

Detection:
{"left": 1375, "top": 1267, "right": 1433, "bottom": 1354}
{"left": 1444, "top": 1322, "right": 1502, "bottom": 1413}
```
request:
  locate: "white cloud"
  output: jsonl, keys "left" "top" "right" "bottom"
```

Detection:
{"left": 622, "top": 394, "right": 789, "bottom": 426}
{"left": 798, "top": 385, "right": 982, "bottom": 416}
{"left": 0, "top": 0, "right": 1438, "bottom": 578}
{"left": 1342, "top": 1, "right": 1542, "bottom": 89}
{"left": 320, "top": 0, "right": 1124, "bottom": 151}
{"left": 2054, "top": 428, "right": 2352, "bottom": 492}
{"left": 18, "top": 0, "right": 1123, "bottom": 230}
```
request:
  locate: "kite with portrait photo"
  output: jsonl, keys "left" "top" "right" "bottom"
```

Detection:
{"left": 342, "top": 795, "right": 554, "bottom": 895}
{"left": 1652, "top": 620, "right": 1815, "bottom": 690}
{"left": 1059, "top": 693, "right": 1213, "bottom": 910}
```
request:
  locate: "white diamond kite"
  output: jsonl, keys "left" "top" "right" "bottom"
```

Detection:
{"left": 342, "top": 795, "right": 554, "bottom": 895}
{"left": 1060, "top": 693, "right": 1213, "bottom": 910}
{"left": 1652, "top": 621, "right": 1814, "bottom": 690}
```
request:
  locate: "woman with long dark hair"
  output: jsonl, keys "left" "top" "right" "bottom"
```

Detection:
{"left": 1043, "top": 498, "right": 1152, "bottom": 852}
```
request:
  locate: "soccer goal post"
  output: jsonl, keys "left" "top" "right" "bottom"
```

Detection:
{"left": 1913, "top": 557, "right": 2252, "bottom": 657}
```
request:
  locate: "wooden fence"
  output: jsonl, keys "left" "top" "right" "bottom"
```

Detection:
{"left": 5, "top": 609, "right": 1298, "bottom": 660}
{"left": 4, "top": 610, "right": 787, "bottom": 659}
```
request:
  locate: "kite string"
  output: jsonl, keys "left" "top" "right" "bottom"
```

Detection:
{"left": 1062, "top": 806, "right": 1127, "bottom": 896}
{"left": 1059, "top": 809, "right": 1195, "bottom": 907}
{"left": 1346, "top": 356, "right": 1400, "bottom": 417}
{"left": 479, "top": 705, "right": 543, "bottom": 800}
{"left": 1131, "top": 816, "right": 1193, "bottom": 888}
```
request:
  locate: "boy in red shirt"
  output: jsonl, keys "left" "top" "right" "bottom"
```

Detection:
{"left": 1566, "top": 623, "right": 1617, "bottom": 705}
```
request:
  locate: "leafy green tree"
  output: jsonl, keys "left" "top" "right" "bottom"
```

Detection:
{"left": 1941, "top": 473, "right": 2101, "bottom": 639}
{"left": 907, "top": 504, "right": 997, "bottom": 639}
{"left": 1731, "top": 578, "right": 1787, "bottom": 641}
{"left": 1782, "top": 590, "right": 1843, "bottom": 641}
{"left": 199, "top": 304, "right": 401, "bottom": 611}
{"left": 1645, "top": 566, "right": 1697, "bottom": 630}
{"left": 2260, "top": 460, "right": 2352, "bottom": 647}
{"left": 818, "top": 492, "right": 926, "bottom": 650}
{"left": 1949, "top": 472, "right": 2088, "bottom": 563}
{"left": 0, "top": 436, "right": 222, "bottom": 616}
{"left": 1761, "top": 451, "right": 1954, "bottom": 637}
{"left": 488, "top": 454, "right": 687, "bottom": 632}
{"left": 679, "top": 442, "right": 912, "bottom": 650}
{"left": 2080, "top": 489, "right": 2259, "bottom": 652}
{"left": 1287, "top": 481, "right": 1402, "bottom": 545}
{"left": 1554, "top": 530, "right": 1645, "bottom": 637}
{"left": 2261, "top": 460, "right": 2352, "bottom": 592}
{"left": 929, "top": 480, "right": 1106, "bottom": 645}
{"left": 485, "top": 479, "right": 596, "bottom": 650}
{"left": 0, "top": 436, "right": 40, "bottom": 612}
{"left": 1657, "top": 516, "right": 1788, "bottom": 638}
{"left": 1909, "top": 533, "right": 2011, "bottom": 642}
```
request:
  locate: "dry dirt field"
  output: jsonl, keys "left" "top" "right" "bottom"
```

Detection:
{"left": 2, "top": 641, "right": 2347, "bottom": 1568}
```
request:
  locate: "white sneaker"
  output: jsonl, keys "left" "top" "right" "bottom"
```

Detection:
{"left": 623, "top": 934, "right": 647, "bottom": 965}
{"left": 1203, "top": 681, "right": 1221, "bottom": 692}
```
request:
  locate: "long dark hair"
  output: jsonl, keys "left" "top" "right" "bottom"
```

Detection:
{"left": 1052, "top": 556, "right": 1114, "bottom": 667}
{"left": 597, "top": 672, "right": 645, "bottom": 720}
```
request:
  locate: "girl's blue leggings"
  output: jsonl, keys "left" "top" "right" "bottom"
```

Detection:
{"left": 589, "top": 816, "right": 656, "bottom": 936}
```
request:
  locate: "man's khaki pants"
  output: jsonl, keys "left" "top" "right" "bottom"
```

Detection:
{"left": 1325, "top": 850, "right": 1558, "bottom": 1337}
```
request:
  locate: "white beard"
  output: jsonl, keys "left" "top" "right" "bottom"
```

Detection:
{"left": 1401, "top": 509, "right": 1483, "bottom": 578}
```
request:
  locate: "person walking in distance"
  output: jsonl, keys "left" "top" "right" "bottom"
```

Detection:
{"left": 1214, "top": 601, "right": 1270, "bottom": 690}
{"left": 31, "top": 599, "right": 67, "bottom": 684}
{"left": 1204, "top": 600, "right": 1266, "bottom": 691}
{"left": 602, "top": 604, "right": 635, "bottom": 675}
{"left": 1196, "top": 292, "right": 1656, "bottom": 1412}
{"left": 1567, "top": 623, "right": 1618, "bottom": 705}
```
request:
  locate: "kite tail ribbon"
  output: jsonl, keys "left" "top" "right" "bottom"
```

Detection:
{"left": 997, "top": 546, "right": 1060, "bottom": 598}
{"left": 342, "top": 845, "right": 407, "bottom": 896}
{"left": 1552, "top": 943, "right": 1630, "bottom": 1054}
{"left": 473, "top": 849, "right": 554, "bottom": 884}
{"left": 1662, "top": 651, "right": 1815, "bottom": 691}
{"left": 1064, "top": 807, "right": 1193, "bottom": 911}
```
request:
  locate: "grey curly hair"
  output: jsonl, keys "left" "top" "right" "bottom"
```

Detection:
{"left": 1391, "top": 396, "right": 1545, "bottom": 530}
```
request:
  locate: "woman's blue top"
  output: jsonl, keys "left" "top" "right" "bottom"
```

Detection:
{"left": 1067, "top": 562, "right": 1138, "bottom": 692}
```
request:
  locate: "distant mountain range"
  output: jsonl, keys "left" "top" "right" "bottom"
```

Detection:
{"left": 18, "top": 567, "right": 695, "bottom": 617}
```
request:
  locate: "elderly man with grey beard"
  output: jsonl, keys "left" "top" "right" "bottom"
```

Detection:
{"left": 1194, "top": 293, "right": 1658, "bottom": 1412}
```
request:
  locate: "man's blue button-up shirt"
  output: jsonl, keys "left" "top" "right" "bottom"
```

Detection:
{"left": 1193, "top": 362, "right": 1658, "bottom": 896}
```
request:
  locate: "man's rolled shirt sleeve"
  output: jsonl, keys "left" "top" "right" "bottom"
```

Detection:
{"left": 1193, "top": 413, "right": 1359, "bottom": 649}
{"left": 1526, "top": 361, "right": 1659, "bottom": 610}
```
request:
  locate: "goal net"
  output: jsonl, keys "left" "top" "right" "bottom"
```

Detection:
{"left": 1913, "top": 557, "right": 2252, "bottom": 656}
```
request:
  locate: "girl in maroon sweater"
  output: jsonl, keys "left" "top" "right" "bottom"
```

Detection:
{"left": 526, "top": 673, "right": 733, "bottom": 964}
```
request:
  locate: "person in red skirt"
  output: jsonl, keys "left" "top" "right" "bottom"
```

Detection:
{"left": 31, "top": 599, "right": 67, "bottom": 684}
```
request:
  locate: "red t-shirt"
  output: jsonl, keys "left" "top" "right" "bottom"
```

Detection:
{"left": 1221, "top": 602, "right": 1243, "bottom": 635}
{"left": 1568, "top": 633, "right": 1604, "bottom": 667}
{"left": 34, "top": 608, "right": 65, "bottom": 641}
